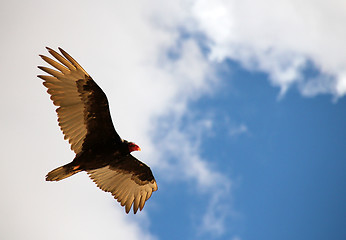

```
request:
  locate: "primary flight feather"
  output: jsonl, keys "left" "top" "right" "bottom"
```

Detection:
{"left": 38, "top": 47, "right": 157, "bottom": 214}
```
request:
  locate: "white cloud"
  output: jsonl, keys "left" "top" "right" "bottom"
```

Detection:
{"left": 187, "top": 0, "right": 346, "bottom": 98}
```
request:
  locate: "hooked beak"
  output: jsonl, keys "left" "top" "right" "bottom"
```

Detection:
{"left": 129, "top": 143, "right": 141, "bottom": 152}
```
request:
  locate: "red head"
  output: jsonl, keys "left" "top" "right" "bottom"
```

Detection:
{"left": 128, "top": 142, "right": 141, "bottom": 153}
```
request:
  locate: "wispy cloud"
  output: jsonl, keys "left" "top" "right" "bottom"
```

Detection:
{"left": 229, "top": 123, "right": 249, "bottom": 137}
{"left": 232, "top": 236, "right": 242, "bottom": 240}
{"left": 200, "top": 187, "right": 232, "bottom": 236}
{"left": 155, "top": 116, "right": 233, "bottom": 236}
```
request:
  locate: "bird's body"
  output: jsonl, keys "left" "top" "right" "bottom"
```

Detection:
{"left": 38, "top": 47, "right": 157, "bottom": 214}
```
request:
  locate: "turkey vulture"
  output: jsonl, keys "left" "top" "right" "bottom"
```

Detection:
{"left": 38, "top": 47, "right": 157, "bottom": 214}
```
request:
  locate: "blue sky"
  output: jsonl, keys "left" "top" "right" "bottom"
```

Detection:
{"left": 0, "top": 1, "right": 345, "bottom": 240}
{"left": 148, "top": 59, "right": 346, "bottom": 240}
{"left": 200, "top": 62, "right": 346, "bottom": 240}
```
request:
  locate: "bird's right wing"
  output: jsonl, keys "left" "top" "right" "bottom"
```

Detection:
{"left": 87, "top": 155, "right": 158, "bottom": 214}
{"left": 38, "top": 47, "right": 122, "bottom": 154}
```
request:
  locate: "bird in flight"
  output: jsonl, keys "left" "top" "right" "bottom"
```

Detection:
{"left": 38, "top": 47, "right": 158, "bottom": 214}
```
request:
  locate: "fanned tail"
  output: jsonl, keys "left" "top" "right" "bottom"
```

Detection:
{"left": 46, "top": 164, "right": 81, "bottom": 181}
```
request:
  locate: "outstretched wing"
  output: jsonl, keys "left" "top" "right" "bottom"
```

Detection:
{"left": 87, "top": 155, "right": 158, "bottom": 214}
{"left": 38, "top": 47, "right": 122, "bottom": 154}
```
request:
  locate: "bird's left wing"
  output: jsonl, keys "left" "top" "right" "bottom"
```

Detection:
{"left": 87, "top": 155, "right": 158, "bottom": 214}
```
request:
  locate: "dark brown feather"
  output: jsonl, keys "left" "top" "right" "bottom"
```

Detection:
{"left": 88, "top": 155, "right": 158, "bottom": 214}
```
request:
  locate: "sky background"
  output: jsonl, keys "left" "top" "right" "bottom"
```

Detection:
{"left": 1, "top": 1, "right": 345, "bottom": 240}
